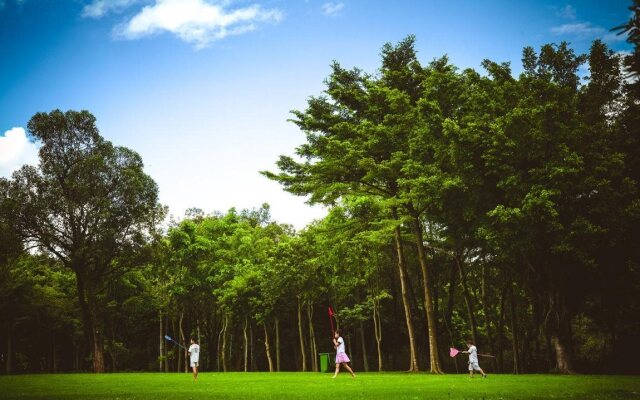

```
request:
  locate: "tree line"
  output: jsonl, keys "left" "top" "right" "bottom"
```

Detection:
{"left": 1, "top": 4, "right": 639, "bottom": 375}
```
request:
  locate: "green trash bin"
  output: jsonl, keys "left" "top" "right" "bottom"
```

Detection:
{"left": 318, "top": 353, "right": 332, "bottom": 372}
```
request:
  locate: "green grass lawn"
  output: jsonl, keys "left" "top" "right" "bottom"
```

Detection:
{"left": 0, "top": 372, "right": 638, "bottom": 400}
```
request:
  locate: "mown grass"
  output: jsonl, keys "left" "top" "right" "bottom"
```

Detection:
{"left": 0, "top": 372, "right": 638, "bottom": 399}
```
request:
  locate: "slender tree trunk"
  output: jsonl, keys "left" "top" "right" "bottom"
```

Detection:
{"left": 481, "top": 265, "right": 494, "bottom": 355}
{"left": 297, "top": 297, "right": 307, "bottom": 371}
{"left": 372, "top": 301, "right": 383, "bottom": 372}
{"left": 164, "top": 316, "right": 169, "bottom": 372}
{"left": 360, "top": 322, "right": 369, "bottom": 372}
{"left": 445, "top": 264, "right": 456, "bottom": 327}
{"left": 250, "top": 322, "right": 256, "bottom": 371}
{"left": 509, "top": 285, "right": 520, "bottom": 374}
{"left": 243, "top": 318, "right": 249, "bottom": 372}
{"left": 263, "top": 322, "right": 274, "bottom": 372}
{"left": 159, "top": 310, "right": 164, "bottom": 372}
{"left": 179, "top": 311, "right": 187, "bottom": 373}
{"left": 229, "top": 333, "right": 234, "bottom": 371}
{"left": 197, "top": 319, "right": 201, "bottom": 347}
{"left": 52, "top": 331, "right": 58, "bottom": 373}
{"left": 391, "top": 207, "right": 419, "bottom": 372}
{"left": 408, "top": 212, "right": 443, "bottom": 374}
{"left": 275, "top": 317, "right": 281, "bottom": 372}
{"left": 6, "top": 324, "right": 12, "bottom": 374}
{"left": 454, "top": 254, "right": 479, "bottom": 347}
{"left": 307, "top": 302, "right": 317, "bottom": 372}
{"left": 217, "top": 318, "right": 223, "bottom": 372}
{"left": 497, "top": 285, "right": 507, "bottom": 373}
{"left": 73, "top": 338, "right": 79, "bottom": 371}
{"left": 110, "top": 326, "right": 117, "bottom": 372}
{"left": 221, "top": 315, "right": 228, "bottom": 372}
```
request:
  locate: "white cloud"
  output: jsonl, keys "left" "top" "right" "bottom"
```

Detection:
{"left": 0, "top": 127, "right": 39, "bottom": 178}
{"left": 113, "top": 0, "right": 283, "bottom": 49}
{"left": 556, "top": 4, "right": 576, "bottom": 20}
{"left": 321, "top": 2, "right": 344, "bottom": 17}
{"left": 551, "top": 21, "right": 629, "bottom": 45}
{"left": 550, "top": 22, "right": 604, "bottom": 38}
{"left": 82, "top": 0, "right": 146, "bottom": 19}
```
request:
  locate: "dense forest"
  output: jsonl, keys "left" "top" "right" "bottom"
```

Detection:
{"left": 1, "top": 4, "right": 639, "bottom": 375}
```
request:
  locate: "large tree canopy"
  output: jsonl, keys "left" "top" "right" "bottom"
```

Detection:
{"left": 1, "top": 110, "right": 162, "bottom": 372}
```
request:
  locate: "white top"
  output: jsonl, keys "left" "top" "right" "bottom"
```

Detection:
{"left": 188, "top": 343, "right": 200, "bottom": 363}
{"left": 468, "top": 345, "right": 478, "bottom": 363}
{"left": 336, "top": 337, "right": 345, "bottom": 354}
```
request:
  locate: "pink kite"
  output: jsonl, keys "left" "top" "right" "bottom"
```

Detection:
{"left": 449, "top": 347, "right": 460, "bottom": 358}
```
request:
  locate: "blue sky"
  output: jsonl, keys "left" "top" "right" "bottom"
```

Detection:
{"left": 0, "top": 0, "right": 633, "bottom": 228}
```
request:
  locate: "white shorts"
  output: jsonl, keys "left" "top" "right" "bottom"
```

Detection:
{"left": 191, "top": 361, "right": 199, "bottom": 368}
{"left": 468, "top": 362, "right": 481, "bottom": 371}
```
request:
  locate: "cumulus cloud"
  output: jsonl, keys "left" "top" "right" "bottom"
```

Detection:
{"left": 321, "top": 2, "right": 344, "bottom": 16}
{"left": 113, "top": 0, "right": 283, "bottom": 49}
{"left": 82, "top": 0, "right": 146, "bottom": 19}
{"left": 0, "top": 127, "right": 39, "bottom": 178}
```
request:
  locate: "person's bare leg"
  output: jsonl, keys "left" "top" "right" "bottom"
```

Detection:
{"left": 332, "top": 363, "right": 340, "bottom": 378}
{"left": 469, "top": 369, "right": 474, "bottom": 378}
{"left": 343, "top": 363, "right": 356, "bottom": 378}
{"left": 193, "top": 366, "right": 198, "bottom": 381}
{"left": 479, "top": 367, "right": 486, "bottom": 377}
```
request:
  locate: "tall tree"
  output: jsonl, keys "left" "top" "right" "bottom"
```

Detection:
{"left": 1, "top": 110, "right": 162, "bottom": 372}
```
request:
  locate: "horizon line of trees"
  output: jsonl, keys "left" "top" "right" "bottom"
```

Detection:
{"left": 1, "top": 3, "right": 639, "bottom": 375}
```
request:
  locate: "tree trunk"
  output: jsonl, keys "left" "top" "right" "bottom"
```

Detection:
{"left": 360, "top": 322, "right": 369, "bottom": 372}
{"left": 409, "top": 212, "right": 444, "bottom": 374}
{"left": 87, "top": 286, "right": 105, "bottom": 373}
{"left": 547, "top": 291, "right": 574, "bottom": 374}
{"left": 164, "top": 316, "right": 169, "bottom": 372}
{"left": 391, "top": 207, "right": 419, "bottom": 372}
{"left": 307, "top": 302, "right": 317, "bottom": 372}
{"left": 229, "top": 333, "right": 234, "bottom": 371}
{"left": 297, "top": 297, "right": 307, "bottom": 371}
{"left": 243, "top": 318, "right": 249, "bottom": 372}
{"left": 197, "top": 319, "right": 201, "bottom": 347}
{"left": 481, "top": 264, "right": 494, "bottom": 355}
{"left": 497, "top": 285, "right": 507, "bottom": 373}
{"left": 73, "top": 338, "right": 80, "bottom": 371}
{"left": 52, "top": 330, "right": 58, "bottom": 373}
{"left": 250, "top": 322, "right": 256, "bottom": 371}
{"left": 454, "top": 254, "right": 479, "bottom": 347}
{"left": 110, "top": 326, "right": 117, "bottom": 372}
{"left": 75, "top": 268, "right": 105, "bottom": 373}
{"left": 179, "top": 311, "right": 187, "bottom": 373}
{"left": 372, "top": 301, "right": 383, "bottom": 372}
{"left": 509, "top": 285, "right": 520, "bottom": 374}
{"left": 159, "top": 310, "right": 164, "bottom": 372}
{"left": 216, "top": 313, "right": 223, "bottom": 372}
{"left": 275, "top": 317, "right": 281, "bottom": 372}
{"left": 263, "top": 322, "right": 274, "bottom": 372}
{"left": 6, "top": 325, "right": 12, "bottom": 374}
{"left": 551, "top": 334, "right": 573, "bottom": 373}
{"left": 445, "top": 264, "right": 456, "bottom": 332}
{"left": 221, "top": 315, "right": 228, "bottom": 372}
